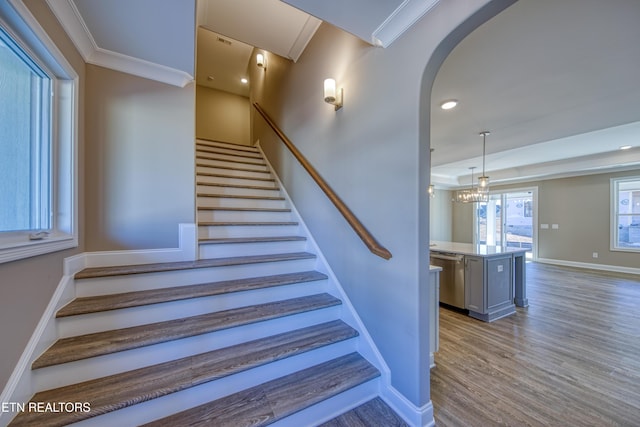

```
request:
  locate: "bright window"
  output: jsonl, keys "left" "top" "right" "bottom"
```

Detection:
{"left": 0, "top": 7, "right": 77, "bottom": 264}
{"left": 0, "top": 26, "right": 51, "bottom": 233}
{"left": 611, "top": 177, "right": 640, "bottom": 252}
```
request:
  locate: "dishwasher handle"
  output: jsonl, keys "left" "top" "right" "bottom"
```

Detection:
{"left": 430, "top": 253, "right": 464, "bottom": 261}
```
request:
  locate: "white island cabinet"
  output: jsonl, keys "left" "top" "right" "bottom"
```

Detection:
{"left": 428, "top": 265, "right": 441, "bottom": 368}
{"left": 430, "top": 241, "right": 528, "bottom": 322}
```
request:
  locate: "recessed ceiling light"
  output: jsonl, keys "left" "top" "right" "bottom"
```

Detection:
{"left": 440, "top": 99, "right": 458, "bottom": 110}
{"left": 240, "top": 78, "right": 248, "bottom": 84}
{"left": 620, "top": 145, "right": 632, "bottom": 150}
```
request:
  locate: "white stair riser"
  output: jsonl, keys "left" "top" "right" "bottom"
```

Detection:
{"left": 198, "top": 224, "right": 300, "bottom": 239}
{"left": 34, "top": 306, "right": 344, "bottom": 392}
{"left": 197, "top": 174, "right": 276, "bottom": 188}
{"left": 199, "top": 240, "right": 308, "bottom": 258}
{"left": 197, "top": 165, "right": 272, "bottom": 180}
{"left": 197, "top": 184, "right": 281, "bottom": 198}
{"left": 196, "top": 141, "right": 258, "bottom": 154}
{"left": 58, "top": 281, "right": 327, "bottom": 337}
{"left": 198, "top": 209, "right": 293, "bottom": 223}
{"left": 65, "top": 341, "right": 359, "bottom": 427}
{"left": 75, "top": 258, "right": 318, "bottom": 297}
{"left": 197, "top": 158, "right": 268, "bottom": 172}
{"left": 197, "top": 151, "right": 264, "bottom": 164}
{"left": 270, "top": 379, "right": 380, "bottom": 427}
{"left": 197, "top": 196, "right": 287, "bottom": 209}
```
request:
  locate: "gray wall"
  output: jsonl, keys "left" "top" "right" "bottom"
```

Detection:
{"left": 430, "top": 189, "right": 453, "bottom": 241}
{"left": 0, "top": 0, "right": 85, "bottom": 390}
{"left": 250, "top": 0, "right": 514, "bottom": 407}
{"left": 84, "top": 64, "right": 195, "bottom": 251}
{"left": 196, "top": 85, "right": 250, "bottom": 145}
{"left": 450, "top": 170, "right": 640, "bottom": 269}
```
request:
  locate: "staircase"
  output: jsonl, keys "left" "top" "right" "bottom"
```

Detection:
{"left": 8, "top": 140, "right": 407, "bottom": 426}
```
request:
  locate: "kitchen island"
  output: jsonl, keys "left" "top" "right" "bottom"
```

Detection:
{"left": 430, "top": 241, "right": 528, "bottom": 322}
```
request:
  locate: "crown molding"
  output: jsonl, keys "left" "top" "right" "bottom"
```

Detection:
{"left": 372, "top": 0, "right": 441, "bottom": 47}
{"left": 287, "top": 14, "right": 322, "bottom": 62}
{"left": 45, "top": 0, "right": 193, "bottom": 87}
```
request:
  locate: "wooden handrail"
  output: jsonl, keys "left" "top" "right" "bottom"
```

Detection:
{"left": 253, "top": 102, "right": 392, "bottom": 260}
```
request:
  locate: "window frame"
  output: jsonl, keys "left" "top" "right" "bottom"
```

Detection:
{"left": 610, "top": 176, "right": 640, "bottom": 253}
{"left": 0, "top": 1, "right": 78, "bottom": 264}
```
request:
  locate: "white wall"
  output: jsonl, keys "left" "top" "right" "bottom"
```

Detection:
{"left": 250, "top": 0, "right": 516, "bottom": 411}
{"left": 84, "top": 64, "right": 195, "bottom": 251}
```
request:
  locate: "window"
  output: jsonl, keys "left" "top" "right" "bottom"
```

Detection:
{"left": 0, "top": 6, "right": 77, "bottom": 264}
{"left": 611, "top": 177, "right": 640, "bottom": 252}
{"left": 474, "top": 189, "right": 536, "bottom": 259}
{"left": 0, "top": 27, "right": 51, "bottom": 233}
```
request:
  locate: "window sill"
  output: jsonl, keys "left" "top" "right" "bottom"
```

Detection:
{"left": 0, "top": 233, "right": 78, "bottom": 265}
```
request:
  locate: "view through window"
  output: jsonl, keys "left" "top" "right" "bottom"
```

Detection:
{"left": 0, "top": 26, "right": 52, "bottom": 233}
{"left": 475, "top": 190, "right": 534, "bottom": 258}
{"left": 612, "top": 177, "right": 640, "bottom": 251}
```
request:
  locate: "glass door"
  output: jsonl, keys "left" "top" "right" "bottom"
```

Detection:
{"left": 474, "top": 189, "right": 536, "bottom": 259}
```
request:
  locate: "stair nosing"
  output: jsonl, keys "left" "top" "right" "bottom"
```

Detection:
{"left": 198, "top": 236, "right": 307, "bottom": 245}
{"left": 196, "top": 163, "right": 271, "bottom": 174}
{"left": 18, "top": 322, "right": 357, "bottom": 426}
{"left": 58, "top": 271, "right": 326, "bottom": 317}
{"left": 196, "top": 171, "right": 275, "bottom": 182}
{"left": 198, "top": 221, "right": 299, "bottom": 227}
{"left": 74, "top": 252, "right": 315, "bottom": 280}
{"left": 196, "top": 140, "right": 259, "bottom": 153}
{"left": 33, "top": 293, "right": 341, "bottom": 369}
{"left": 196, "top": 181, "right": 279, "bottom": 191}
{"left": 197, "top": 207, "right": 291, "bottom": 212}
{"left": 139, "top": 353, "right": 379, "bottom": 427}
{"left": 196, "top": 146, "right": 264, "bottom": 160}
{"left": 197, "top": 193, "right": 285, "bottom": 200}
{"left": 196, "top": 155, "right": 267, "bottom": 167}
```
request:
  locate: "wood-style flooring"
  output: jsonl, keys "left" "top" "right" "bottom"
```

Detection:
{"left": 431, "top": 262, "right": 640, "bottom": 427}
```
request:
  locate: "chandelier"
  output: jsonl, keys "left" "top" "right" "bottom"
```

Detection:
{"left": 454, "top": 131, "right": 491, "bottom": 203}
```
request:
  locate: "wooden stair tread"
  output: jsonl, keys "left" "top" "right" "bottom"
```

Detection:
{"left": 74, "top": 252, "right": 314, "bottom": 279}
{"left": 196, "top": 193, "right": 285, "bottom": 200}
{"left": 196, "top": 181, "right": 279, "bottom": 191}
{"left": 58, "top": 271, "right": 326, "bottom": 317}
{"left": 199, "top": 236, "right": 307, "bottom": 245}
{"left": 196, "top": 163, "right": 271, "bottom": 174}
{"left": 196, "top": 171, "right": 275, "bottom": 182}
{"left": 197, "top": 207, "right": 291, "bottom": 212}
{"left": 197, "top": 154, "right": 266, "bottom": 167}
{"left": 198, "top": 221, "right": 298, "bottom": 227}
{"left": 319, "top": 397, "right": 409, "bottom": 427}
{"left": 33, "top": 293, "right": 341, "bottom": 369}
{"left": 196, "top": 140, "right": 259, "bottom": 153}
{"left": 141, "top": 353, "right": 380, "bottom": 427}
{"left": 11, "top": 321, "right": 356, "bottom": 427}
{"left": 196, "top": 146, "right": 264, "bottom": 160}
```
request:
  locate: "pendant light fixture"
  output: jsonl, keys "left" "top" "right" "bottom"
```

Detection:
{"left": 453, "top": 131, "right": 491, "bottom": 203}
{"left": 477, "top": 131, "right": 490, "bottom": 194}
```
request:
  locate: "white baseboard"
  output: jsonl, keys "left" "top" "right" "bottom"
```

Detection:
{"left": 380, "top": 383, "right": 435, "bottom": 427}
{"left": 536, "top": 258, "right": 640, "bottom": 276}
{"left": 80, "top": 223, "right": 197, "bottom": 270}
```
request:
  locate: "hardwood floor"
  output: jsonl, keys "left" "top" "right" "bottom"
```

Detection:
{"left": 431, "top": 262, "right": 640, "bottom": 427}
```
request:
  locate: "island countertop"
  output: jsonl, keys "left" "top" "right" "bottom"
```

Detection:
{"left": 430, "top": 241, "right": 528, "bottom": 257}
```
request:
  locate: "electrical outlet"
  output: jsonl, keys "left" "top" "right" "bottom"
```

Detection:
{"left": 592, "top": 252, "right": 598, "bottom": 258}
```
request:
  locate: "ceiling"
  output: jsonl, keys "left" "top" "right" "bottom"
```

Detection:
{"left": 430, "top": 0, "right": 640, "bottom": 187}
{"left": 46, "top": 0, "right": 640, "bottom": 187}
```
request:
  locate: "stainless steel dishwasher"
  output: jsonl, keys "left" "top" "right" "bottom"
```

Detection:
{"left": 430, "top": 252, "right": 465, "bottom": 309}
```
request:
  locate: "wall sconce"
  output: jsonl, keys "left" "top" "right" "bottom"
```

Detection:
{"left": 256, "top": 53, "right": 266, "bottom": 69}
{"left": 323, "top": 78, "right": 343, "bottom": 111}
